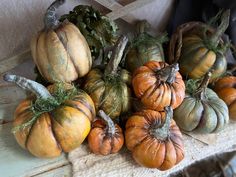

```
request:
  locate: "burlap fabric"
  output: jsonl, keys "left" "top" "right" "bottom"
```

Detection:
{"left": 68, "top": 121, "right": 236, "bottom": 177}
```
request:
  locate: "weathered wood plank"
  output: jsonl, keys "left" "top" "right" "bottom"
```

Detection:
{"left": 34, "top": 164, "right": 72, "bottom": 177}
{"left": 0, "top": 123, "right": 70, "bottom": 177}
{"left": 106, "top": 0, "right": 155, "bottom": 20}
{"left": 95, "top": 0, "right": 137, "bottom": 23}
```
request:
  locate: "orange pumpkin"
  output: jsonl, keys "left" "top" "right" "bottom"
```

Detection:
{"left": 3, "top": 74, "right": 95, "bottom": 158}
{"left": 132, "top": 61, "right": 185, "bottom": 111}
{"left": 214, "top": 75, "right": 236, "bottom": 120}
{"left": 88, "top": 110, "right": 124, "bottom": 155}
{"left": 125, "top": 107, "right": 184, "bottom": 170}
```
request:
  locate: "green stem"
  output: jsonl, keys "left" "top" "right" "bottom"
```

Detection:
{"left": 156, "top": 63, "right": 179, "bottom": 84}
{"left": 3, "top": 74, "right": 54, "bottom": 100}
{"left": 136, "top": 20, "right": 150, "bottom": 34}
{"left": 149, "top": 106, "right": 173, "bottom": 140}
{"left": 44, "top": 0, "right": 65, "bottom": 30}
{"left": 104, "top": 36, "right": 128, "bottom": 75}
{"left": 194, "top": 72, "right": 211, "bottom": 100}
{"left": 98, "top": 110, "right": 115, "bottom": 135}
{"left": 209, "top": 10, "right": 230, "bottom": 49}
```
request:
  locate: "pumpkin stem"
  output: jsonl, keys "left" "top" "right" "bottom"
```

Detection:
{"left": 194, "top": 72, "right": 212, "bottom": 99}
{"left": 136, "top": 20, "right": 151, "bottom": 34}
{"left": 98, "top": 110, "right": 115, "bottom": 135}
{"left": 44, "top": 0, "right": 65, "bottom": 30}
{"left": 156, "top": 63, "right": 179, "bottom": 84}
{"left": 208, "top": 10, "right": 230, "bottom": 49}
{"left": 105, "top": 36, "right": 128, "bottom": 75}
{"left": 3, "top": 74, "right": 55, "bottom": 100}
{"left": 149, "top": 106, "right": 173, "bottom": 140}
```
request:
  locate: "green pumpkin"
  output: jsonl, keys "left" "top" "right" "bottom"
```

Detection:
{"left": 125, "top": 20, "right": 166, "bottom": 73}
{"left": 174, "top": 72, "right": 229, "bottom": 133}
{"left": 84, "top": 36, "right": 131, "bottom": 119}
{"left": 171, "top": 10, "right": 230, "bottom": 81}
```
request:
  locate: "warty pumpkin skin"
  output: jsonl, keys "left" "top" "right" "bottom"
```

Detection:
{"left": 125, "top": 107, "right": 184, "bottom": 170}
{"left": 3, "top": 74, "right": 95, "bottom": 158}
{"left": 170, "top": 10, "right": 230, "bottom": 81}
{"left": 132, "top": 61, "right": 185, "bottom": 111}
{"left": 214, "top": 75, "right": 236, "bottom": 120}
{"left": 125, "top": 20, "right": 165, "bottom": 73}
{"left": 31, "top": 0, "right": 92, "bottom": 83}
{"left": 174, "top": 72, "right": 229, "bottom": 133}
{"left": 84, "top": 36, "right": 131, "bottom": 119}
{"left": 88, "top": 110, "right": 124, "bottom": 155}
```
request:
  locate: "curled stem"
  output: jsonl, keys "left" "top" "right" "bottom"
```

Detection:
{"left": 98, "top": 110, "right": 115, "bottom": 135}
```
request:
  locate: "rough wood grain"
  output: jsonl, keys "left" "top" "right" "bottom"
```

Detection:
{"left": 0, "top": 123, "right": 71, "bottom": 177}
{"left": 34, "top": 164, "right": 72, "bottom": 177}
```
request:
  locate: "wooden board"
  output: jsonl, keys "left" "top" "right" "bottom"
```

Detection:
{"left": 0, "top": 123, "right": 71, "bottom": 177}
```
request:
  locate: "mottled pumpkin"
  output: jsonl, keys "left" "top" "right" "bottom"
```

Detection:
{"left": 214, "top": 75, "right": 236, "bottom": 120}
{"left": 125, "top": 20, "right": 165, "bottom": 72}
{"left": 169, "top": 10, "right": 230, "bottom": 81}
{"left": 3, "top": 74, "right": 95, "bottom": 158}
{"left": 132, "top": 61, "right": 185, "bottom": 111}
{"left": 31, "top": 0, "right": 92, "bottom": 83}
{"left": 84, "top": 36, "right": 131, "bottom": 119}
{"left": 174, "top": 72, "right": 229, "bottom": 133}
{"left": 88, "top": 110, "right": 124, "bottom": 155}
{"left": 125, "top": 107, "right": 184, "bottom": 170}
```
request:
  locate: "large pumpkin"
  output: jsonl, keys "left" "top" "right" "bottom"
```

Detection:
{"left": 84, "top": 36, "right": 131, "bottom": 119}
{"left": 3, "top": 74, "right": 95, "bottom": 158}
{"left": 31, "top": 0, "right": 92, "bottom": 83}
{"left": 132, "top": 61, "right": 185, "bottom": 111}
{"left": 169, "top": 10, "right": 230, "bottom": 81}
{"left": 214, "top": 75, "right": 236, "bottom": 120}
{"left": 125, "top": 107, "right": 184, "bottom": 170}
{"left": 125, "top": 20, "right": 165, "bottom": 73}
{"left": 88, "top": 110, "right": 124, "bottom": 155}
{"left": 174, "top": 72, "right": 229, "bottom": 133}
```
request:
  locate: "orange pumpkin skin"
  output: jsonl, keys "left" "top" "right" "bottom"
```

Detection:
{"left": 13, "top": 85, "right": 95, "bottom": 158}
{"left": 125, "top": 109, "right": 184, "bottom": 170}
{"left": 88, "top": 119, "right": 124, "bottom": 155}
{"left": 132, "top": 61, "right": 185, "bottom": 111}
{"left": 214, "top": 76, "right": 236, "bottom": 120}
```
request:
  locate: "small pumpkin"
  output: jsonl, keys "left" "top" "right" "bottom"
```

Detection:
{"left": 174, "top": 72, "right": 229, "bottom": 133}
{"left": 125, "top": 107, "right": 184, "bottom": 170}
{"left": 214, "top": 75, "right": 236, "bottom": 120}
{"left": 169, "top": 10, "right": 230, "bottom": 81}
{"left": 132, "top": 61, "right": 185, "bottom": 111}
{"left": 125, "top": 20, "right": 165, "bottom": 72}
{"left": 3, "top": 74, "right": 95, "bottom": 158}
{"left": 84, "top": 36, "right": 131, "bottom": 119}
{"left": 31, "top": 0, "right": 92, "bottom": 83}
{"left": 88, "top": 110, "right": 124, "bottom": 155}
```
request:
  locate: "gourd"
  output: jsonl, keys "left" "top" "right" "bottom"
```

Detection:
{"left": 3, "top": 74, "right": 95, "bottom": 158}
{"left": 174, "top": 72, "right": 229, "bottom": 133}
{"left": 125, "top": 20, "right": 165, "bottom": 73}
{"left": 88, "top": 110, "right": 124, "bottom": 155}
{"left": 132, "top": 61, "right": 185, "bottom": 111}
{"left": 84, "top": 36, "right": 131, "bottom": 119}
{"left": 125, "top": 107, "right": 184, "bottom": 170}
{"left": 31, "top": 0, "right": 92, "bottom": 83}
{"left": 214, "top": 73, "right": 236, "bottom": 120}
{"left": 169, "top": 10, "right": 230, "bottom": 81}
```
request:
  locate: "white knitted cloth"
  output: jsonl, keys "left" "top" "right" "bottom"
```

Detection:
{"left": 69, "top": 121, "right": 236, "bottom": 177}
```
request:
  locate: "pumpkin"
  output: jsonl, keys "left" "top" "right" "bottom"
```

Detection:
{"left": 169, "top": 10, "right": 230, "bottom": 81}
{"left": 132, "top": 61, "right": 185, "bottom": 111}
{"left": 88, "top": 110, "right": 124, "bottom": 155}
{"left": 125, "top": 20, "right": 165, "bottom": 72}
{"left": 125, "top": 107, "right": 184, "bottom": 170}
{"left": 31, "top": 0, "right": 92, "bottom": 83}
{"left": 174, "top": 72, "right": 229, "bottom": 133}
{"left": 84, "top": 36, "right": 131, "bottom": 119}
{"left": 3, "top": 74, "right": 95, "bottom": 158}
{"left": 214, "top": 75, "right": 236, "bottom": 120}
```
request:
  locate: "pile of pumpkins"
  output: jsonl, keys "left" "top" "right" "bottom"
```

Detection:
{"left": 4, "top": 0, "right": 236, "bottom": 171}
